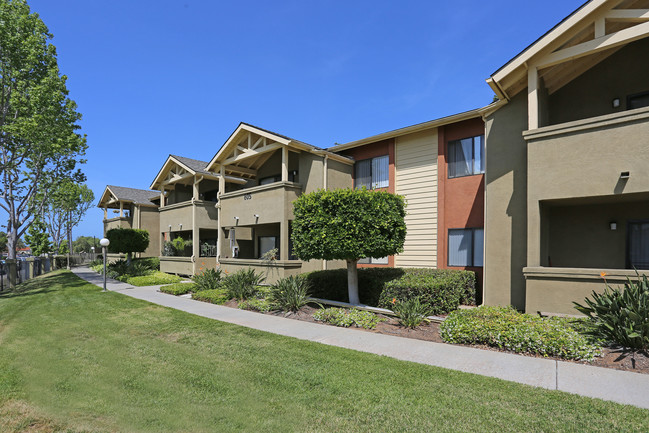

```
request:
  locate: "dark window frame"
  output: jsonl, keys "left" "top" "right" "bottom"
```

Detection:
{"left": 627, "top": 90, "right": 649, "bottom": 111}
{"left": 354, "top": 155, "right": 389, "bottom": 190}
{"left": 626, "top": 219, "right": 649, "bottom": 270}
{"left": 447, "top": 227, "right": 484, "bottom": 267}
{"left": 447, "top": 135, "right": 485, "bottom": 179}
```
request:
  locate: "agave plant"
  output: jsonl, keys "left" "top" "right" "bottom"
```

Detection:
{"left": 573, "top": 272, "right": 649, "bottom": 351}
{"left": 267, "top": 275, "right": 311, "bottom": 312}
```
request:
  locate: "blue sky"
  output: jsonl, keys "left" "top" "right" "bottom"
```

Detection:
{"left": 20, "top": 0, "right": 584, "bottom": 239}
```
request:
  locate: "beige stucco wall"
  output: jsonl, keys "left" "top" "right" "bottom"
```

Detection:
{"left": 220, "top": 182, "right": 301, "bottom": 226}
{"left": 160, "top": 257, "right": 194, "bottom": 276}
{"left": 139, "top": 206, "right": 160, "bottom": 258}
{"left": 524, "top": 268, "right": 649, "bottom": 315}
{"left": 526, "top": 107, "right": 649, "bottom": 268}
{"left": 326, "top": 159, "right": 353, "bottom": 190}
{"left": 394, "top": 129, "right": 438, "bottom": 268}
{"left": 299, "top": 152, "right": 324, "bottom": 193}
{"left": 483, "top": 92, "right": 529, "bottom": 310}
{"left": 160, "top": 202, "right": 194, "bottom": 231}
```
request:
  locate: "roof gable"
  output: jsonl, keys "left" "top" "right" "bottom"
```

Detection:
{"left": 489, "top": 0, "right": 649, "bottom": 99}
{"left": 98, "top": 185, "right": 159, "bottom": 208}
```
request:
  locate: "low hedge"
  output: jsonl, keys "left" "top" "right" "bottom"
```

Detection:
{"left": 305, "top": 268, "right": 406, "bottom": 306}
{"left": 192, "top": 289, "right": 229, "bottom": 305}
{"left": 160, "top": 282, "right": 196, "bottom": 295}
{"left": 125, "top": 271, "right": 182, "bottom": 286}
{"left": 378, "top": 269, "right": 475, "bottom": 315}
{"left": 440, "top": 306, "right": 601, "bottom": 361}
{"left": 305, "top": 267, "right": 475, "bottom": 315}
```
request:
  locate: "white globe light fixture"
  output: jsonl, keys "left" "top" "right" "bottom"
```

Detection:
{"left": 100, "top": 238, "right": 110, "bottom": 291}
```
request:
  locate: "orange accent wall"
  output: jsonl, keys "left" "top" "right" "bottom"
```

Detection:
{"left": 438, "top": 118, "right": 485, "bottom": 301}
{"left": 342, "top": 138, "right": 396, "bottom": 267}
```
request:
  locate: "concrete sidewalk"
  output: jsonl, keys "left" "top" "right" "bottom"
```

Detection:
{"left": 71, "top": 266, "right": 649, "bottom": 410}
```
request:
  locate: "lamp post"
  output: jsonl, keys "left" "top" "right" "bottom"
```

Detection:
{"left": 99, "top": 237, "right": 110, "bottom": 291}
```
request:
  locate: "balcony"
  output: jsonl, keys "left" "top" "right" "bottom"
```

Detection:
{"left": 220, "top": 181, "right": 302, "bottom": 226}
{"left": 104, "top": 216, "right": 132, "bottom": 232}
{"left": 524, "top": 267, "right": 649, "bottom": 315}
{"left": 524, "top": 106, "right": 649, "bottom": 202}
{"left": 159, "top": 200, "right": 218, "bottom": 231}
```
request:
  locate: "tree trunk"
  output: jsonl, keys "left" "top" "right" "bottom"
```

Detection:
{"left": 66, "top": 211, "right": 71, "bottom": 270}
{"left": 346, "top": 259, "right": 360, "bottom": 305}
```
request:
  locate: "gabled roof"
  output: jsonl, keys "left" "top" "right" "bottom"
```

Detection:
{"left": 98, "top": 185, "right": 160, "bottom": 208}
{"left": 206, "top": 122, "right": 352, "bottom": 179}
{"left": 149, "top": 154, "right": 218, "bottom": 190}
{"left": 488, "top": 0, "right": 649, "bottom": 99}
{"left": 329, "top": 103, "right": 502, "bottom": 152}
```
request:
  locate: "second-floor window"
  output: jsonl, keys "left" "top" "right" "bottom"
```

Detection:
{"left": 355, "top": 155, "right": 388, "bottom": 189}
{"left": 448, "top": 135, "right": 484, "bottom": 178}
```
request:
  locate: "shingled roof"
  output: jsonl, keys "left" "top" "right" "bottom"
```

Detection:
{"left": 169, "top": 155, "right": 211, "bottom": 175}
{"left": 105, "top": 185, "right": 159, "bottom": 206}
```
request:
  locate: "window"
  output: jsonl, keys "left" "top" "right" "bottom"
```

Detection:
{"left": 258, "top": 236, "right": 278, "bottom": 259}
{"left": 448, "top": 228, "right": 484, "bottom": 267}
{"left": 628, "top": 91, "right": 649, "bottom": 110}
{"left": 358, "top": 256, "right": 389, "bottom": 265}
{"left": 355, "top": 155, "right": 389, "bottom": 189}
{"left": 448, "top": 135, "right": 484, "bottom": 178}
{"left": 628, "top": 221, "right": 649, "bottom": 269}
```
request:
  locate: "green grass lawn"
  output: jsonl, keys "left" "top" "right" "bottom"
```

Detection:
{"left": 0, "top": 271, "right": 647, "bottom": 433}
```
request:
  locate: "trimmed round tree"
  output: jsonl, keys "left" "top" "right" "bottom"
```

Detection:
{"left": 292, "top": 188, "right": 406, "bottom": 304}
{"left": 106, "top": 228, "right": 150, "bottom": 265}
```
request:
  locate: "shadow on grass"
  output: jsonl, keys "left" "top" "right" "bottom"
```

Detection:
{"left": 0, "top": 271, "right": 88, "bottom": 299}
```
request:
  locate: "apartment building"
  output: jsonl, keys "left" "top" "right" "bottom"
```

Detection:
{"left": 483, "top": 0, "right": 649, "bottom": 314}
{"left": 329, "top": 108, "right": 492, "bottom": 299}
{"left": 97, "top": 185, "right": 161, "bottom": 258}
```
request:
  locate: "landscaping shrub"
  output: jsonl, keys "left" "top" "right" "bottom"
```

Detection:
{"left": 222, "top": 268, "right": 265, "bottom": 300}
{"left": 238, "top": 298, "right": 273, "bottom": 313}
{"left": 440, "top": 306, "right": 601, "bottom": 361}
{"left": 313, "top": 307, "right": 383, "bottom": 329}
{"left": 574, "top": 272, "right": 649, "bottom": 351}
{"left": 192, "top": 288, "right": 229, "bottom": 305}
{"left": 392, "top": 297, "right": 432, "bottom": 329}
{"left": 267, "top": 275, "right": 311, "bottom": 312}
{"left": 125, "top": 271, "right": 182, "bottom": 286}
{"left": 378, "top": 269, "right": 475, "bottom": 315}
{"left": 89, "top": 258, "right": 103, "bottom": 267}
{"left": 305, "top": 268, "right": 405, "bottom": 305}
{"left": 193, "top": 268, "right": 224, "bottom": 291}
{"left": 160, "top": 282, "right": 196, "bottom": 296}
{"left": 305, "top": 268, "right": 474, "bottom": 315}
{"left": 133, "top": 257, "right": 160, "bottom": 271}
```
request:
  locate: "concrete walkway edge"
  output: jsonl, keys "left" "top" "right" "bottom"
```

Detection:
{"left": 71, "top": 266, "right": 649, "bottom": 410}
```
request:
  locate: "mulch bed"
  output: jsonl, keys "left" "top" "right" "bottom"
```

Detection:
{"left": 223, "top": 300, "right": 649, "bottom": 375}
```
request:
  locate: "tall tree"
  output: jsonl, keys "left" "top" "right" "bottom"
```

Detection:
{"left": 292, "top": 188, "right": 407, "bottom": 304}
{"left": 24, "top": 216, "right": 50, "bottom": 256}
{"left": 43, "top": 180, "right": 94, "bottom": 253}
{"left": 0, "top": 0, "right": 87, "bottom": 260}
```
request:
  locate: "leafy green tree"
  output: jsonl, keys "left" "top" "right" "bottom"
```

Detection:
{"left": 43, "top": 181, "right": 94, "bottom": 254}
{"left": 292, "top": 189, "right": 406, "bottom": 304}
{"left": 25, "top": 217, "right": 51, "bottom": 256}
{"left": 58, "top": 239, "right": 68, "bottom": 254}
{"left": 72, "top": 235, "right": 97, "bottom": 253}
{"left": 0, "top": 0, "right": 87, "bottom": 260}
{"left": 106, "top": 228, "right": 150, "bottom": 265}
{"left": 0, "top": 231, "right": 7, "bottom": 253}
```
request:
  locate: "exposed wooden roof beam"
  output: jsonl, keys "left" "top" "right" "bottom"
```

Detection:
{"left": 606, "top": 9, "right": 649, "bottom": 22}
{"left": 538, "top": 20, "right": 649, "bottom": 69}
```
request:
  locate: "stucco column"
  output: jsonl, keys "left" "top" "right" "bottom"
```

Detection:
{"left": 281, "top": 146, "right": 288, "bottom": 182}
{"left": 527, "top": 196, "right": 542, "bottom": 268}
{"left": 280, "top": 220, "right": 289, "bottom": 261}
{"left": 119, "top": 201, "right": 123, "bottom": 217}
{"left": 159, "top": 188, "right": 165, "bottom": 209}
{"left": 103, "top": 207, "right": 108, "bottom": 219}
